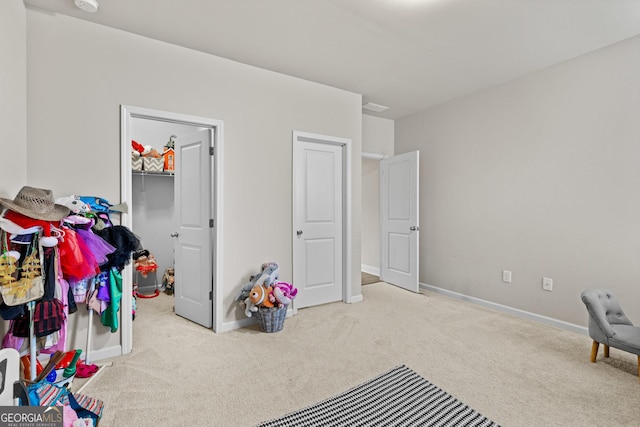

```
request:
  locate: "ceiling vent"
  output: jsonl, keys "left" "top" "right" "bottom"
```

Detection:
{"left": 362, "top": 102, "right": 389, "bottom": 113}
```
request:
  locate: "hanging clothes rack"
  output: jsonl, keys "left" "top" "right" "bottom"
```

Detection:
{"left": 85, "top": 277, "right": 96, "bottom": 364}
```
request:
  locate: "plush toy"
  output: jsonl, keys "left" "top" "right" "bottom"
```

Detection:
{"left": 133, "top": 249, "right": 158, "bottom": 278}
{"left": 241, "top": 284, "right": 274, "bottom": 317}
{"left": 142, "top": 145, "right": 162, "bottom": 158}
{"left": 249, "top": 284, "right": 274, "bottom": 308}
{"left": 236, "top": 279, "right": 256, "bottom": 316}
{"left": 234, "top": 262, "right": 280, "bottom": 303}
{"left": 251, "top": 262, "right": 280, "bottom": 291}
{"left": 271, "top": 282, "right": 298, "bottom": 307}
{"left": 235, "top": 262, "right": 281, "bottom": 317}
{"left": 242, "top": 296, "right": 258, "bottom": 317}
{"left": 56, "top": 195, "right": 91, "bottom": 214}
{"left": 132, "top": 140, "right": 161, "bottom": 158}
{"left": 162, "top": 267, "right": 175, "bottom": 295}
{"left": 131, "top": 140, "right": 145, "bottom": 154}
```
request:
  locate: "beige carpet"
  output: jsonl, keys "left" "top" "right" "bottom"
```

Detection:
{"left": 361, "top": 271, "right": 380, "bottom": 285}
{"left": 82, "top": 283, "right": 640, "bottom": 426}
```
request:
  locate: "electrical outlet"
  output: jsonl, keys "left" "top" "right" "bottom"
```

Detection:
{"left": 542, "top": 277, "right": 553, "bottom": 291}
{"left": 502, "top": 270, "right": 512, "bottom": 283}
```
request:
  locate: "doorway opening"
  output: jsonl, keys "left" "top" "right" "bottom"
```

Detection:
{"left": 120, "top": 105, "right": 224, "bottom": 355}
{"left": 360, "top": 150, "right": 420, "bottom": 292}
{"left": 361, "top": 152, "right": 385, "bottom": 284}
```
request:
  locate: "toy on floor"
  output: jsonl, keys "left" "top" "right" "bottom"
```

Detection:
{"left": 132, "top": 290, "right": 137, "bottom": 320}
{"left": 235, "top": 262, "right": 280, "bottom": 301}
{"left": 75, "top": 362, "right": 99, "bottom": 378}
{"left": 271, "top": 282, "right": 298, "bottom": 307}
{"left": 47, "top": 349, "right": 83, "bottom": 388}
{"left": 249, "top": 284, "right": 274, "bottom": 308}
{"left": 133, "top": 249, "right": 158, "bottom": 278}
{"left": 235, "top": 262, "right": 298, "bottom": 318}
{"left": 162, "top": 267, "right": 175, "bottom": 295}
{"left": 235, "top": 262, "right": 280, "bottom": 317}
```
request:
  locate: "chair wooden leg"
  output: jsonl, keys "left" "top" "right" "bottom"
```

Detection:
{"left": 604, "top": 345, "right": 609, "bottom": 358}
{"left": 590, "top": 340, "right": 599, "bottom": 363}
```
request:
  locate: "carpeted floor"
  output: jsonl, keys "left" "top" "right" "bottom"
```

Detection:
{"left": 81, "top": 282, "right": 640, "bottom": 426}
{"left": 258, "top": 365, "right": 499, "bottom": 426}
{"left": 361, "top": 271, "right": 380, "bottom": 285}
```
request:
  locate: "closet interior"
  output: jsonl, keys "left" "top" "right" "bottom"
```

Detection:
{"left": 130, "top": 118, "right": 201, "bottom": 296}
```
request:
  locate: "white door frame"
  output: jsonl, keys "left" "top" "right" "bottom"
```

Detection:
{"left": 120, "top": 105, "right": 224, "bottom": 355}
{"left": 292, "top": 130, "right": 353, "bottom": 309}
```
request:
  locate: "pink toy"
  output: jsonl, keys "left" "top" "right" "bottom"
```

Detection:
{"left": 271, "top": 282, "right": 298, "bottom": 307}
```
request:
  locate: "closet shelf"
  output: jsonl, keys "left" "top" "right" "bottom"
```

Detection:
{"left": 132, "top": 171, "right": 174, "bottom": 177}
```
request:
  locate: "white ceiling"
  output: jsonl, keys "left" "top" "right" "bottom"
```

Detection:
{"left": 23, "top": 0, "right": 640, "bottom": 120}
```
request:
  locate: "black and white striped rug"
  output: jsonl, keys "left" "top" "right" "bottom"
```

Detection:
{"left": 257, "top": 365, "right": 499, "bottom": 427}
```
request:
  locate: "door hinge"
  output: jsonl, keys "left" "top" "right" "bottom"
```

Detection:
{"left": 209, "top": 290, "right": 213, "bottom": 301}
{"left": 209, "top": 219, "right": 214, "bottom": 228}
{"left": 209, "top": 146, "right": 214, "bottom": 156}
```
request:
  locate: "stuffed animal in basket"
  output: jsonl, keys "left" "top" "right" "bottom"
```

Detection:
{"left": 255, "top": 262, "right": 280, "bottom": 287}
{"left": 235, "top": 262, "right": 280, "bottom": 317}
{"left": 239, "top": 284, "right": 274, "bottom": 317}
{"left": 249, "top": 284, "right": 274, "bottom": 308}
{"left": 270, "top": 282, "right": 298, "bottom": 308}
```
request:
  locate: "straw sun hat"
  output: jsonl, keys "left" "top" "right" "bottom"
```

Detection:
{"left": 0, "top": 186, "right": 69, "bottom": 221}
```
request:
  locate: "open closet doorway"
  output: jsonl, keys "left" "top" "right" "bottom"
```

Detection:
{"left": 361, "top": 150, "right": 420, "bottom": 293}
{"left": 120, "top": 106, "right": 224, "bottom": 355}
{"left": 361, "top": 152, "right": 384, "bottom": 279}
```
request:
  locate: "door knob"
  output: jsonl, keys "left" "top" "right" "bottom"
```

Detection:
{"left": 296, "top": 230, "right": 303, "bottom": 236}
{"left": 409, "top": 226, "right": 420, "bottom": 231}
{"left": 170, "top": 232, "right": 179, "bottom": 237}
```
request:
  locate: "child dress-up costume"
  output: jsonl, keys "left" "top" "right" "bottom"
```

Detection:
{"left": 0, "top": 186, "right": 70, "bottom": 356}
{"left": 0, "top": 186, "right": 140, "bottom": 369}
{"left": 94, "top": 225, "right": 140, "bottom": 332}
{"left": 63, "top": 197, "right": 139, "bottom": 333}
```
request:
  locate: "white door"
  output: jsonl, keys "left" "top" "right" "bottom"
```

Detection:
{"left": 174, "top": 129, "right": 213, "bottom": 327}
{"left": 293, "top": 135, "right": 344, "bottom": 308}
{"left": 380, "top": 151, "right": 419, "bottom": 292}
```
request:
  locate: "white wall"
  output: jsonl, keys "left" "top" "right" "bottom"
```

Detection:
{"left": 396, "top": 34, "right": 640, "bottom": 327}
{"left": 26, "top": 9, "right": 362, "bottom": 354}
{"left": 361, "top": 115, "right": 394, "bottom": 273}
{"left": 0, "top": 0, "right": 27, "bottom": 341}
{"left": 0, "top": 0, "right": 27, "bottom": 195}
{"left": 362, "top": 115, "right": 395, "bottom": 156}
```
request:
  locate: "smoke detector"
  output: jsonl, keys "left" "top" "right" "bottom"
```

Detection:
{"left": 75, "top": 0, "right": 99, "bottom": 13}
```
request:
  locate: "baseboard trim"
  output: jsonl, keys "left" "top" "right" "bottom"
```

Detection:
{"left": 219, "top": 317, "right": 256, "bottom": 333}
{"left": 88, "top": 345, "right": 123, "bottom": 363}
{"left": 361, "top": 265, "right": 380, "bottom": 276}
{"left": 349, "top": 294, "right": 364, "bottom": 303}
{"left": 420, "top": 282, "right": 588, "bottom": 336}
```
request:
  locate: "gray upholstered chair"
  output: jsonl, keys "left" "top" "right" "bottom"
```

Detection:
{"left": 581, "top": 288, "right": 640, "bottom": 381}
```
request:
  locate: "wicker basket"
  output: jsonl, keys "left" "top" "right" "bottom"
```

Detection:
{"left": 254, "top": 306, "right": 287, "bottom": 333}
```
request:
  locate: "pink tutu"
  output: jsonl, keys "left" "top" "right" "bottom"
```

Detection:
{"left": 58, "top": 227, "right": 99, "bottom": 281}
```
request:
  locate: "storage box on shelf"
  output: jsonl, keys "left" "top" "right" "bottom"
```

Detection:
{"left": 142, "top": 157, "right": 164, "bottom": 173}
{"left": 131, "top": 151, "right": 143, "bottom": 171}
